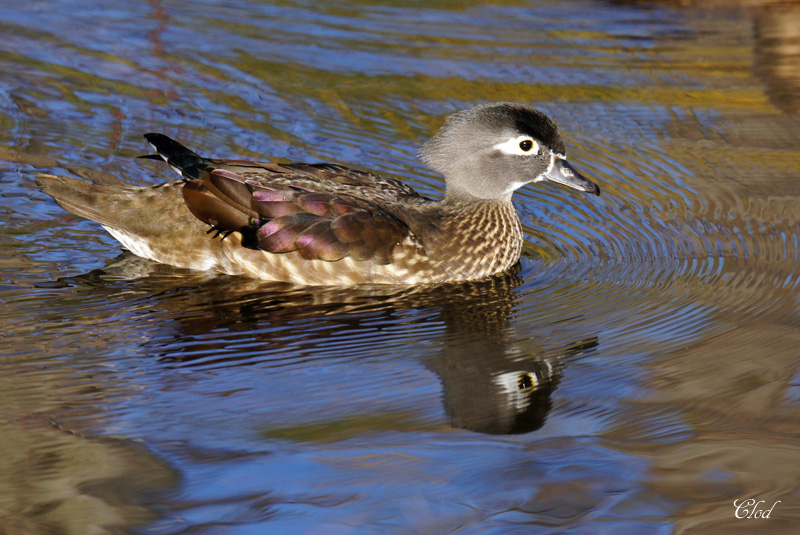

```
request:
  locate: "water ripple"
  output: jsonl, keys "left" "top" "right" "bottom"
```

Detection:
{"left": 2, "top": 1, "right": 800, "bottom": 533}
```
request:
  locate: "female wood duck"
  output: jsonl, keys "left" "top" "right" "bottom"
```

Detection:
{"left": 37, "top": 102, "right": 600, "bottom": 285}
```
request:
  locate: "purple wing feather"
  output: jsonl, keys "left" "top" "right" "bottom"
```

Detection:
{"left": 182, "top": 166, "right": 415, "bottom": 264}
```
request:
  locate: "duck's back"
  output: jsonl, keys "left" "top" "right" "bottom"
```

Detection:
{"left": 210, "top": 160, "right": 428, "bottom": 208}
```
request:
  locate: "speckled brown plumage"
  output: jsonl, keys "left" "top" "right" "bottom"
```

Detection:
{"left": 36, "top": 102, "right": 600, "bottom": 285}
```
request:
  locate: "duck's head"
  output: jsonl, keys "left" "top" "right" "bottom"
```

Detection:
{"left": 420, "top": 102, "right": 600, "bottom": 201}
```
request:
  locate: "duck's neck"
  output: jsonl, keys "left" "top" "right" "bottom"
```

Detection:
{"left": 423, "top": 194, "right": 524, "bottom": 279}
{"left": 438, "top": 195, "right": 523, "bottom": 246}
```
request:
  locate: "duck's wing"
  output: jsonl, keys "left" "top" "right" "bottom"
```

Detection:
{"left": 143, "top": 134, "right": 426, "bottom": 264}
{"left": 183, "top": 168, "right": 416, "bottom": 264}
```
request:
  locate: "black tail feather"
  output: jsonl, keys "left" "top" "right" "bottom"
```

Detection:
{"left": 142, "top": 133, "right": 208, "bottom": 181}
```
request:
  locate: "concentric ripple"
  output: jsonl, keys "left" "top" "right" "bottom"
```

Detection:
{"left": 510, "top": 120, "right": 800, "bottom": 356}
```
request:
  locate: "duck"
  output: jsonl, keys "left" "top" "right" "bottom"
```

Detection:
{"left": 36, "top": 102, "right": 600, "bottom": 285}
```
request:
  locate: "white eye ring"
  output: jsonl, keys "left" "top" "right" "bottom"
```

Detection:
{"left": 493, "top": 135, "right": 539, "bottom": 155}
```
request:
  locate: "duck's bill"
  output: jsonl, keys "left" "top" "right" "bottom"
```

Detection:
{"left": 544, "top": 158, "right": 601, "bottom": 196}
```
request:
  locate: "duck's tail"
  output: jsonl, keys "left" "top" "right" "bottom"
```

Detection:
{"left": 36, "top": 171, "right": 215, "bottom": 268}
{"left": 35, "top": 172, "right": 187, "bottom": 239}
{"left": 35, "top": 174, "right": 141, "bottom": 229}
{"left": 36, "top": 134, "right": 208, "bottom": 232}
{"left": 140, "top": 133, "right": 209, "bottom": 180}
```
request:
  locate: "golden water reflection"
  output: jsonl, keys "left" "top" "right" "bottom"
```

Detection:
{"left": 0, "top": 363, "right": 177, "bottom": 534}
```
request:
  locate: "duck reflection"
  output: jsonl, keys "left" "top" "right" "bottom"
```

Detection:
{"left": 426, "top": 272, "right": 597, "bottom": 434}
{"left": 69, "top": 254, "right": 597, "bottom": 435}
{"left": 433, "top": 328, "right": 595, "bottom": 435}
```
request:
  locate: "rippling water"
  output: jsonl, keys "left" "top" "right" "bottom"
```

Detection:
{"left": 2, "top": 0, "right": 800, "bottom": 533}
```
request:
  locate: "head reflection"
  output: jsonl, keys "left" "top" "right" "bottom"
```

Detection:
{"left": 429, "top": 274, "right": 596, "bottom": 434}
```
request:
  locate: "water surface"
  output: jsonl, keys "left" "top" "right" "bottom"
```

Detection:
{"left": 2, "top": 0, "right": 800, "bottom": 533}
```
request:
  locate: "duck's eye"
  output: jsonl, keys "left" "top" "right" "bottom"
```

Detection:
{"left": 493, "top": 136, "right": 539, "bottom": 155}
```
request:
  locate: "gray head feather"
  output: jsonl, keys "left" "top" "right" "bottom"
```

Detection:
{"left": 419, "top": 102, "right": 567, "bottom": 201}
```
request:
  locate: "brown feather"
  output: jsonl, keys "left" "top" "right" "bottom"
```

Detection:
{"left": 296, "top": 193, "right": 336, "bottom": 216}
{"left": 209, "top": 169, "right": 256, "bottom": 209}
{"left": 257, "top": 213, "right": 320, "bottom": 253}
{"left": 182, "top": 180, "right": 251, "bottom": 231}
{"left": 330, "top": 214, "right": 363, "bottom": 243}
{"left": 296, "top": 221, "right": 349, "bottom": 261}
{"left": 348, "top": 241, "right": 374, "bottom": 262}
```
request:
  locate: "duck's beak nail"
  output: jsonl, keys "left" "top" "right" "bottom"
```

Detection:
{"left": 545, "top": 158, "right": 601, "bottom": 196}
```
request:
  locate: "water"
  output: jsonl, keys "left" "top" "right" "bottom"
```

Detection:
{"left": 2, "top": 0, "right": 800, "bottom": 533}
